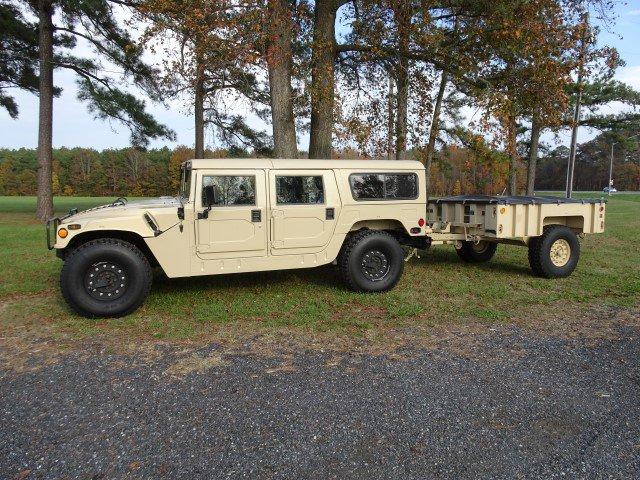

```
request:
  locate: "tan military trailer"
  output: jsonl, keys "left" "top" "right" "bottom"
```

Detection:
{"left": 46, "top": 159, "right": 606, "bottom": 317}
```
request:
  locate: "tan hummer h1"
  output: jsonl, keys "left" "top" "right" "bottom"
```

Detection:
{"left": 47, "top": 159, "right": 606, "bottom": 317}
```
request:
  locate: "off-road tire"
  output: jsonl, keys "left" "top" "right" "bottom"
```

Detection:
{"left": 527, "top": 237, "right": 543, "bottom": 276}
{"left": 527, "top": 225, "right": 580, "bottom": 278}
{"left": 60, "top": 238, "right": 152, "bottom": 318}
{"left": 456, "top": 240, "right": 498, "bottom": 263}
{"left": 338, "top": 230, "right": 404, "bottom": 293}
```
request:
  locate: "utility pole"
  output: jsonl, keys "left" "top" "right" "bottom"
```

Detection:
{"left": 609, "top": 142, "right": 615, "bottom": 194}
{"left": 566, "top": 12, "right": 589, "bottom": 198}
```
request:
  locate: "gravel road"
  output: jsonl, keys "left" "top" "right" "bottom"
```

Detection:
{"left": 1, "top": 320, "right": 639, "bottom": 479}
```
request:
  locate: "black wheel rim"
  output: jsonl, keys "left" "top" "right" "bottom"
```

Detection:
{"left": 361, "top": 249, "right": 390, "bottom": 281}
{"left": 84, "top": 261, "right": 127, "bottom": 301}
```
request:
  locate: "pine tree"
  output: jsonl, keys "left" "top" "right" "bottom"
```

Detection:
{"left": 18, "top": 0, "right": 176, "bottom": 220}
{"left": 0, "top": 0, "right": 42, "bottom": 118}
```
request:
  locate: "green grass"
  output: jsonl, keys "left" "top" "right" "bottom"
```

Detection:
{"left": 0, "top": 195, "right": 126, "bottom": 215}
{"left": 0, "top": 193, "right": 638, "bottom": 343}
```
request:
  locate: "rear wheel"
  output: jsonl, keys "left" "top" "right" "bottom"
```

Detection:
{"left": 60, "top": 238, "right": 152, "bottom": 318}
{"left": 338, "top": 230, "right": 404, "bottom": 292}
{"left": 456, "top": 240, "right": 498, "bottom": 263}
{"left": 528, "top": 225, "right": 580, "bottom": 278}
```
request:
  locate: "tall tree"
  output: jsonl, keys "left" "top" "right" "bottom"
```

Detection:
{"left": 423, "top": 71, "right": 447, "bottom": 191}
{"left": 25, "top": 0, "right": 175, "bottom": 221}
{"left": 265, "top": 0, "right": 298, "bottom": 157}
{"left": 392, "top": 0, "right": 410, "bottom": 159}
{"left": 308, "top": 0, "right": 343, "bottom": 159}
{"left": 36, "top": 0, "right": 54, "bottom": 219}
{"left": 139, "top": 0, "right": 269, "bottom": 158}
{"left": 526, "top": 109, "right": 542, "bottom": 195}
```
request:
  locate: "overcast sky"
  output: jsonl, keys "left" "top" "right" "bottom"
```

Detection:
{"left": 1, "top": 2, "right": 640, "bottom": 152}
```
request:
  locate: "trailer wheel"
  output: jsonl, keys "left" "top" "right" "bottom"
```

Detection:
{"left": 528, "top": 225, "right": 580, "bottom": 278}
{"left": 338, "top": 230, "right": 404, "bottom": 292}
{"left": 456, "top": 240, "right": 498, "bottom": 263}
{"left": 60, "top": 238, "right": 152, "bottom": 318}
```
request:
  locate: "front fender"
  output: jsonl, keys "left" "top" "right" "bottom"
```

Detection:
{"left": 51, "top": 208, "right": 178, "bottom": 249}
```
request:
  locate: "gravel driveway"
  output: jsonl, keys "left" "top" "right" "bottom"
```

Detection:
{"left": 1, "top": 318, "right": 639, "bottom": 479}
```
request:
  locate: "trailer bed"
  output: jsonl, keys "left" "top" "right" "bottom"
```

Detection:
{"left": 427, "top": 195, "right": 606, "bottom": 244}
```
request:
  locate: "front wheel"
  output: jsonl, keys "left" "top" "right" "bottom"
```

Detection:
{"left": 60, "top": 238, "right": 152, "bottom": 318}
{"left": 528, "top": 225, "right": 580, "bottom": 278}
{"left": 338, "top": 230, "right": 404, "bottom": 292}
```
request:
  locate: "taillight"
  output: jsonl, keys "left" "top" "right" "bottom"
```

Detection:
{"left": 418, "top": 218, "right": 425, "bottom": 227}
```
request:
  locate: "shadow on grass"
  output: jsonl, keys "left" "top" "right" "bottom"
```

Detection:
{"left": 152, "top": 264, "right": 345, "bottom": 292}
{"left": 151, "top": 247, "right": 534, "bottom": 298}
{"left": 413, "top": 248, "right": 534, "bottom": 277}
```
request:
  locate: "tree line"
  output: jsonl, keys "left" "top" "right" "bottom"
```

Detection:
{"left": 2, "top": 0, "right": 640, "bottom": 220}
{"left": 2, "top": 129, "right": 638, "bottom": 199}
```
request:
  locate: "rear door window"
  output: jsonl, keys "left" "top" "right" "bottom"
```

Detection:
{"left": 276, "top": 176, "right": 325, "bottom": 204}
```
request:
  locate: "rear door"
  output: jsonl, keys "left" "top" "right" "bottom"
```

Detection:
{"left": 268, "top": 170, "right": 340, "bottom": 254}
{"left": 195, "top": 170, "right": 267, "bottom": 258}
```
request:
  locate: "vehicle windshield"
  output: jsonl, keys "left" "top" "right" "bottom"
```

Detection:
{"left": 179, "top": 164, "right": 191, "bottom": 200}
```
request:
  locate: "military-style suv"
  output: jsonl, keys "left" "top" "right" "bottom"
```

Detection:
{"left": 48, "top": 159, "right": 429, "bottom": 316}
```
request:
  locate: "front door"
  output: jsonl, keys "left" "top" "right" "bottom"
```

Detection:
{"left": 195, "top": 170, "right": 267, "bottom": 259}
{"left": 269, "top": 170, "right": 340, "bottom": 254}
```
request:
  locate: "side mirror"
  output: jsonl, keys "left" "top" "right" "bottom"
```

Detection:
{"left": 203, "top": 185, "right": 218, "bottom": 209}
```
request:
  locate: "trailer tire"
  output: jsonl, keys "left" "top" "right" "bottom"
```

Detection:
{"left": 456, "top": 240, "right": 497, "bottom": 263}
{"left": 338, "top": 230, "right": 404, "bottom": 292}
{"left": 528, "top": 225, "right": 580, "bottom": 278}
{"left": 527, "top": 237, "right": 543, "bottom": 276}
{"left": 60, "top": 238, "right": 152, "bottom": 318}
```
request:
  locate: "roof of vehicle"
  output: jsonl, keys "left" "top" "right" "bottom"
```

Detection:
{"left": 184, "top": 158, "right": 424, "bottom": 170}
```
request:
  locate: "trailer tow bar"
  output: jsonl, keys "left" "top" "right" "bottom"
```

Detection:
{"left": 404, "top": 248, "right": 420, "bottom": 262}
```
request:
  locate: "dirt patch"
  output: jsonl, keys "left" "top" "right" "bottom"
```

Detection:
{"left": 0, "top": 339, "right": 67, "bottom": 374}
{"left": 164, "top": 351, "right": 230, "bottom": 378}
{"left": 1, "top": 301, "right": 638, "bottom": 373}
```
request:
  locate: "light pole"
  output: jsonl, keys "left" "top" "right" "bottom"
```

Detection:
{"left": 609, "top": 133, "right": 640, "bottom": 195}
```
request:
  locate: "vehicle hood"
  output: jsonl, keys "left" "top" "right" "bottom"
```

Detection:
{"left": 61, "top": 197, "right": 182, "bottom": 230}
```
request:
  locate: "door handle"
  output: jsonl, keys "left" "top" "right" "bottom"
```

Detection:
{"left": 251, "top": 209, "right": 262, "bottom": 222}
{"left": 326, "top": 207, "right": 335, "bottom": 220}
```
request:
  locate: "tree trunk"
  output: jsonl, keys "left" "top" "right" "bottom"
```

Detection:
{"left": 194, "top": 56, "right": 205, "bottom": 158}
{"left": 394, "top": 0, "right": 409, "bottom": 160}
{"left": 395, "top": 65, "right": 408, "bottom": 159}
{"left": 424, "top": 71, "right": 448, "bottom": 193}
{"left": 308, "top": 0, "right": 336, "bottom": 159}
{"left": 36, "top": 0, "right": 54, "bottom": 222}
{"left": 387, "top": 75, "right": 395, "bottom": 159}
{"left": 266, "top": 0, "right": 298, "bottom": 158}
{"left": 526, "top": 111, "right": 542, "bottom": 196}
{"left": 507, "top": 110, "right": 518, "bottom": 196}
{"left": 566, "top": 12, "right": 589, "bottom": 199}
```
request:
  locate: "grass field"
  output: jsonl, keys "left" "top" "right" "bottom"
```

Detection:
{"left": 1, "top": 193, "right": 638, "bottom": 345}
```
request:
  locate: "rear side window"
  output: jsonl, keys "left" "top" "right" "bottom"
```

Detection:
{"left": 276, "top": 176, "right": 324, "bottom": 204}
{"left": 349, "top": 173, "right": 418, "bottom": 200}
{"left": 202, "top": 175, "right": 256, "bottom": 206}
